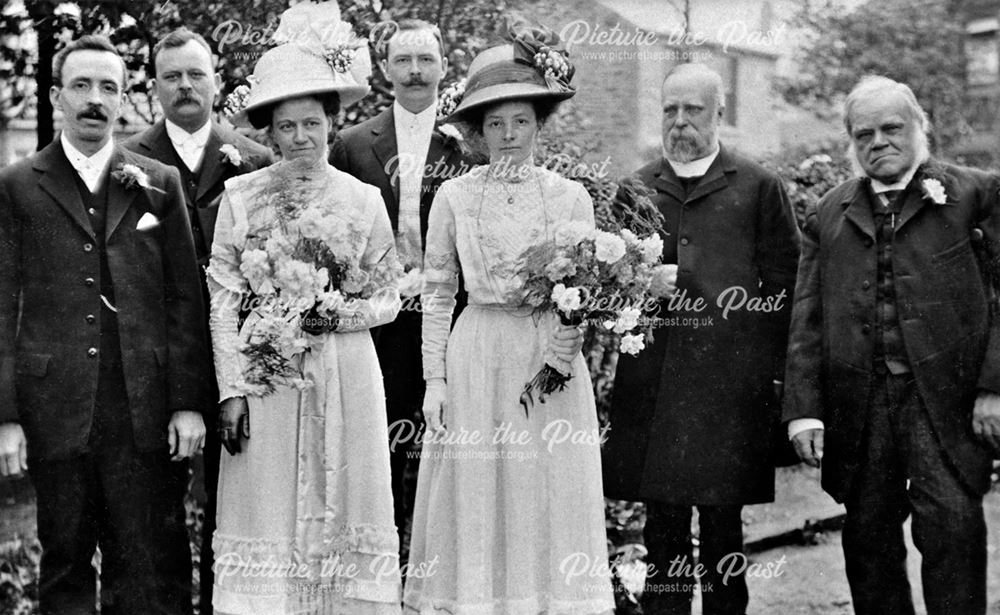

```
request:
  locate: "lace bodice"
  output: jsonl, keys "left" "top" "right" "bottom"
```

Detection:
{"left": 207, "top": 160, "right": 402, "bottom": 400}
{"left": 421, "top": 165, "right": 595, "bottom": 379}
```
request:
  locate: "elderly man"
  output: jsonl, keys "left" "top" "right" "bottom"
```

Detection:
{"left": 604, "top": 62, "right": 800, "bottom": 615}
{"left": 784, "top": 75, "right": 1000, "bottom": 615}
{"left": 121, "top": 27, "right": 272, "bottom": 614}
{"left": 330, "top": 19, "right": 475, "bottom": 559}
{"left": 0, "top": 35, "right": 208, "bottom": 614}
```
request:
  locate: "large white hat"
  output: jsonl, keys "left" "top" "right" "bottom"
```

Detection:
{"left": 231, "top": 1, "right": 371, "bottom": 127}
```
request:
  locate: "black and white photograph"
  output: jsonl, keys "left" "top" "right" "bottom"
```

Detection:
{"left": 1, "top": 0, "right": 999, "bottom": 613}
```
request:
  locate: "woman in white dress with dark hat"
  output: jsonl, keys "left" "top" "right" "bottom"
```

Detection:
{"left": 403, "top": 24, "right": 615, "bottom": 615}
{"left": 207, "top": 3, "right": 403, "bottom": 613}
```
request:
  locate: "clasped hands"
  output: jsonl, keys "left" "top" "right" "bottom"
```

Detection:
{"left": 421, "top": 321, "right": 585, "bottom": 432}
{"left": 0, "top": 410, "right": 206, "bottom": 476}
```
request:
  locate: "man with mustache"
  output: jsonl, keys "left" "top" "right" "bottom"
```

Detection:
{"left": 121, "top": 26, "right": 272, "bottom": 615}
{"left": 784, "top": 76, "right": 1000, "bottom": 615}
{"left": 330, "top": 18, "right": 476, "bottom": 563}
{"left": 603, "top": 62, "right": 800, "bottom": 615}
{"left": 0, "top": 35, "right": 209, "bottom": 614}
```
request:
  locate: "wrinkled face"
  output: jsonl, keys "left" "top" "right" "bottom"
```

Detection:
{"left": 50, "top": 49, "right": 125, "bottom": 152}
{"left": 849, "top": 94, "right": 921, "bottom": 183}
{"left": 381, "top": 28, "right": 447, "bottom": 100}
{"left": 153, "top": 40, "right": 220, "bottom": 130}
{"left": 270, "top": 97, "right": 331, "bottom": 164}
{"left": 482, "top": 101, "right": 538, "bottom": 166}
{"left": 660, "top": 72, "right": 721, "bottom": 163}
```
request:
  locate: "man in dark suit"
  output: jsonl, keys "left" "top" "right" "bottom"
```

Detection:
{"left": 330, "top": 19, "right": 475, "bottom": 558}
{"left": 121, "top": 27, "right": 272, "bottom": 614}
{"left": 0, "top": 35, "right": 209, "bottom": 614}
{"left": 784, "top": 76, "right": 1000, "bottom": 615}
{"left": 603, "top": 63, "right": 800, "bottom": 615}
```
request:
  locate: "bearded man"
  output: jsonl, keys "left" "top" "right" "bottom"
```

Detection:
{"left": 603, "top": 62, "right": 800, "bottom": 615}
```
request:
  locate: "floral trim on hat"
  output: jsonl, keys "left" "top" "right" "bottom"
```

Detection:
{"left": 322, "top": 43, "right": 357, "bottom": 73}
{"left": 436, "top": 78, "right": 467, "bottom": 122}
{"left": 224, "top": 76, "right": 258, "bottom": 119}
{"left": 509, "top": 22, "right": 575, "bottom": 91}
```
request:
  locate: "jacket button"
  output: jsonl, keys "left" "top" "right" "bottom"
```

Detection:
{"left": 87, "top": 347, "right": 98, "bottom": 357}
{"left": 88, "top": 207, "right": 96, "bottom": 215}
{"left": 85, "top": 278, "right": 95, "bottom": 287}
{"left": 83, "top": 243, "right": 93, "bottom": 252}
{"left": 86, "top": 314, "right": 96, "bottom": 324}
{"left": 861, "top": 324, "right": 871, "bottom": 334}
{"left": 680, "top": 237, "right": 690, "bottom": 246}
{"left": 862, "top": 281, "right": 871, "bottom": 290}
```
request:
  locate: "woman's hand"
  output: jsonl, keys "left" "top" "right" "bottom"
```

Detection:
{"left": 422, "top": 378, "right": 447, "bottom": 433}
{"left": 549, "top": 322, "right": 584, "bottom": 364}
{"left": 219, "top": 396, "right": 249, "bottom": 455}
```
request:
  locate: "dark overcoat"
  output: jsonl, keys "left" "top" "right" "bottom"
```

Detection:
{"left": 0, "top": 140, "right": 210, "bottom": 460}
{"left": 783, "top": 160, "right": 999, "bottom": 502}
{"left": 603, "top": 146, "right": 800, "bottom": 505}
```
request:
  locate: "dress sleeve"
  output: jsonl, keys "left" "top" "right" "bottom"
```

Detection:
{"left": 421, "top": 184, "right": 460, "bottom": 380}
{"left": 334, "top": 187, "right": 402, "bottom": 332}
{"left": 571, "top": 181, "right": 597, "bottom": 228}
{"left": 206, "top": 189, "right": 250, "bottom": 401}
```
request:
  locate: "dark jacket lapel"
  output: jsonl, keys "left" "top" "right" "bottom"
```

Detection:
{"left": 370, "top": 107, "right": 400, "bottom": 221}
{"left": 841, "top": 179, "right": 876, "bottom": 240}
{"left": 136, "top": 119, "right": 178, "bottom": 165}
{"left": 104, "top": 147, "right": 142, "bottom": 241}
{"left": 34, "top": 139, "right": 96, "bottom": 240}
{"left": 651, "top": 158, "right": 685, "bottom": 204}
{"left": 195, "top": 124, "right": 225, "bottom": 202}
{"left": 685, "top": 146, "right": 736, "bottom": 203}
{"left": 896, "top": 160, "right": 948, "bottom": 231}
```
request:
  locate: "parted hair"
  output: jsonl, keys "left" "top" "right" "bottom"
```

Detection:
{"left": 53, "top": 34, "right": 126, "bottom": 87}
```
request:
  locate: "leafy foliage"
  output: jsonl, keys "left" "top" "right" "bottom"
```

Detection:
{"left": 776, "top": 0, "right": 968, "bottom": 153}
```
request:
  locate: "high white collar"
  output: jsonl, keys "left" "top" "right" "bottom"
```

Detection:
{"left": 393, "top": 100, "right": 436, "bottom": 132}
{"left": 61, "top": 132, "right": 114, "bottom": 174}
{"left": 165, "top": 119, "right": 212, "bottom": 147}
{"left": 664, "top": 143, "right": 720, "bottom": 178}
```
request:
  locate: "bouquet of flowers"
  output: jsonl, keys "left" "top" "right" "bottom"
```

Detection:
{"left": 517, "top": 178, "right": 673, "bottom": 413}
{"left": 235, "top": 170, "right": 392, "bottom": 396}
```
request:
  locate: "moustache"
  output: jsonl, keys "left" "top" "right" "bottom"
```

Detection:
{"left": 401, "top": 77, "right": 428, "bottom": 87}
{"left": 78, "top": 107, "right": 108, "bottom": 121}
{"left": 174, "top": 95, "right": 200, "bottom": 107}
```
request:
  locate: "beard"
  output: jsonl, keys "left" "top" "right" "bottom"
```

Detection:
{"left": 664, "top": 127, "right": 716, "bottom": 163}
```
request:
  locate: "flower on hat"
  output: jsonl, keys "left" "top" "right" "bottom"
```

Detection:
{"left": 224, "top": 77, "right": 257, "bottom": 119}
{"left": 532, "top": 45, "right": 572, "bottom": 89}
{"left": 322, "top": 43, "right": 356, "bottom": 74}
{"left": 509, "top": 20, "right": 575, "bottom": 91}
{"left": 437, "top": 79, "right": 467, "bottom": 122}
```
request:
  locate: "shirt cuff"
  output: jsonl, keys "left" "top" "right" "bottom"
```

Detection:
{"left": 788, "top": 418, "right": 824, "bottom": 440}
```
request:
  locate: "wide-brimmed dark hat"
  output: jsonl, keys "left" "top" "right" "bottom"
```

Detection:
{"left": 440, "top": 23, "right": 576, "bottom": 124}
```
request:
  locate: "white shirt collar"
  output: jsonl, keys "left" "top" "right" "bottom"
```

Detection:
{"left": 393, "top": 100, "right": 437, "bottom": 134}
{"left": 869, "top": 155, "right": 928, "bottom": 194}
{"left": 61, "top": 132, "right": 114, "bottom": 178}
{"left": 664, "top": 143, "right": 721, "bottom": 178}
{"left": 165, "top": 119, "right": 212, "bottom": 148}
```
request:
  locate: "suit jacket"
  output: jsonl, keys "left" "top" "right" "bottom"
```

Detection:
{"left": 0, "top": 139, "right": 210, "bottom": 460}
{"left": 330, "top": 106, "right": 479, "bottom": 246}
{"left": 783, "top": 159, "right": 999, "bottom": 502}
{"left": 121, "top": 119, "right": 274, "bottom": 262}
{"left": 603, "top": 146, "right": 800, "bottom": 505}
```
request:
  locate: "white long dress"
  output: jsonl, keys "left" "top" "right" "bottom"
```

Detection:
{"left": 207, "top": 159, "right": 403, "bottom": 615}
{"left": 402, "top": 165, "right": 615, "bottom": 615}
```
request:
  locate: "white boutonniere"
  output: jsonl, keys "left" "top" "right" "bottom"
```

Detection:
{"left": 112, "top": 163, "right": 165, "bottom": 194}
{"left": 438, "top": 123, "right": 463, "bottom": 143}
{"left": 219, "top": 143, "right": 244, "bottom": 168}
{"left": 136, "top": 211, "right": 161, "bottom": 231}
{"left": 921, "top": 178, "right": 947, "bottom": 205}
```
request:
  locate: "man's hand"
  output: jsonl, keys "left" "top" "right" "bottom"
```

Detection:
{"left": 549, "top": 322, "right": 584, "bottom": 364}
{"left": 168, "top": 410, "right": 206, "bottom": 461}
{"left": 422, "top": 379, "right": 447, "bottom": 432}
{"left": 219, "top": 397, "right": 249, "bottom": 456}
{"left": 972, "top": 391, "right": 1000, "bottom": 453}
{"left": 791, "top": 428, "right": 824, "bottom": 468}
{"left": 0, "top": 423, "right": 27, "bottom": 477}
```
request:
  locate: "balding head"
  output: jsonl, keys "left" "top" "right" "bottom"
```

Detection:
{"left": 844, "top": 76, "right": 930, "bottom": 181}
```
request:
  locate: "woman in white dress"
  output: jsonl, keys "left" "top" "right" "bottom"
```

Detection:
{"left": 402, "top": 27, "right": 615, "bottom": 615}
{"left": 207, "top": 4, "right": 402, "bottom": 614}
